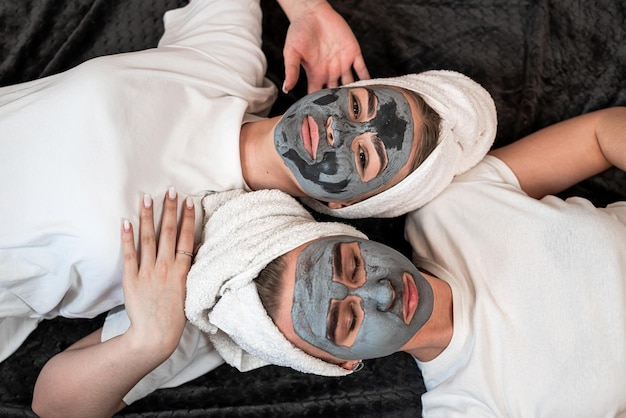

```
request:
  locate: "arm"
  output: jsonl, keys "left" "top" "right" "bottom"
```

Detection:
{"left": 32, "top": 190, "right": 195, "bottom": 418}
{"left": 276, "top": 0, "right": 370, "bottom": 93}
{"left": 490, "top": 107, "right": 626, "bottom": 198}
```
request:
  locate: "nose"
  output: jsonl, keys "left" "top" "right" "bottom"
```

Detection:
{"left": 325, "top": 116, "right": 335, "bottom": 146}
{"left": 326, "top": 116, "right": 366, "bottom": 148}
{"left": 350, "top": 279, "right": 394, "bottom": 311}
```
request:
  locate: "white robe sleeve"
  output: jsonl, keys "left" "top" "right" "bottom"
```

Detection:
{"left": 158, "top": 0, "right": 271, "bottom": 100}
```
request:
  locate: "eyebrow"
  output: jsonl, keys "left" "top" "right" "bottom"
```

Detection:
{"left": 332, "top": 242, "right": 343, "bottom": 278}
{"left": 326, "top": 302, "right": 340, "bottom": 343}
{"left": 327, "top": 243, "right": 344, "bottom": 343}
{"left": 366, "top": 88, "right": 376, "bottom": 118}
{"left": 372, "top": 136, "right": 389, "bottom": 176}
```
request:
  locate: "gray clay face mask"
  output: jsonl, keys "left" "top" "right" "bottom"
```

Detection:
{"left": 274, "top": 87, "right": 415, "bottom": 202}
{"left": 291, "top": 236, "right": 433, "bottom": 360}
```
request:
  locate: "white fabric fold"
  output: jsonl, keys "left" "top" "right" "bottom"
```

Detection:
{"left": 302, "top": 70, "right": 497, "bottom": 218}
{"left": 186, "top": 189, "right": 367, "bottom": 376}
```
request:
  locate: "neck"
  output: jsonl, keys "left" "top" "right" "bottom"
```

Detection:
{"left": 239, "top": 116, "right": 305, "bottom": 196}
{"left": 403, "top": 272, "right": 454, "bottom": 362}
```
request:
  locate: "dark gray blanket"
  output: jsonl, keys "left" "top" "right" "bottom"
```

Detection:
{"left": 1, "top": 0, "right": 624, "bottom": 416}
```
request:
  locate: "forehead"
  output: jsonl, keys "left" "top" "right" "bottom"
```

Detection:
{"left": 272, "top": 241, "right": 347, "bottom": 363}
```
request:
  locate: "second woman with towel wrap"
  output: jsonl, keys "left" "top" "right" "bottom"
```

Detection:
{"left": 186, "top": 102, "right": 626, "bottom": 415}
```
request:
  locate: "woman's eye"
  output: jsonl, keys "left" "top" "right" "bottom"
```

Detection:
{"left": 349, "top": 306, "right": 358, "bottom": 332}
{"left": 358, "top": 147, "right": 367, "bottom": 169}
{"left": 351, "top": 95, "right": 360, "bottom": 118}
{"left": 351, "top": 256, "right": 360, "bottom": 282}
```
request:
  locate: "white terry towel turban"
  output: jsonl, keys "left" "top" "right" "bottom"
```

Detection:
{"left": 302, "top": 70, "right": 497, "bottom": 218}
{"left": 185, "top": 189, "right": 367, "bottom": 376}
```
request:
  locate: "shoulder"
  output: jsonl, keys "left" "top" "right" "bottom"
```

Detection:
{"left": 407, "top": 155, "right": 522, "bottom": 226}
{"left": 453, "top": 155, "right": 521, "bottom": 188}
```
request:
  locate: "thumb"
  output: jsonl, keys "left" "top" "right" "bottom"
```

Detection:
{"left": 282, "top": 48, "right": 301, "bottom": 94}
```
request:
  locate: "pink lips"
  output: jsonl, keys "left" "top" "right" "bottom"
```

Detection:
{"left": 301, "top": 116, "right": 319, "bottom": 160}
{"left": 403, "top": 273, "right": 418, "bottom": 324}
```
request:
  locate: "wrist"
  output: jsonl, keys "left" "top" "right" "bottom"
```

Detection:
{"left": 123, "top": 325, "right": 178, "bottom": 365}
{"left": 277, "top": 0, "right": 328, "bottom": 21}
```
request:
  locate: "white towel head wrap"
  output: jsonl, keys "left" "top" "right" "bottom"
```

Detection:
{"left": 302, "top": 70, "right": 497, "bottom": 218}
{"left": 186, "top": 189, "right": 367, "bottom": 376}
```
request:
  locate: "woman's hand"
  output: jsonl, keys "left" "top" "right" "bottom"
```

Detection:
{"left": 278, "top": 0, "right": 370, "bottom": 93}
{"left": 32, "top": 188, "right": 196, "bottom": 418}
{"left": 122, "top": 187, "right": 195, "bottom": 355}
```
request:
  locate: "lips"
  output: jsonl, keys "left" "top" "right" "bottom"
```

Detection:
{"left": 402, "top": 273, "right": 418, "bottom": 324}
{"left": 301, "top": 116, "right": 319, "bottom": 160}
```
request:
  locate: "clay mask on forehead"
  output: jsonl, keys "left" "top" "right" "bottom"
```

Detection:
{"left": 291, "top": 236, "right": 433, "bottom": 360}
{"left": 274, "top": 87, "right": 415, "bottom": 201}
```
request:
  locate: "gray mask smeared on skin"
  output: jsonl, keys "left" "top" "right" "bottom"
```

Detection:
{"left": 291, "top": 236, "right": 433, "bottom": 360}
{"left": 274, "top": 87, "right": 415, "bottom": 201}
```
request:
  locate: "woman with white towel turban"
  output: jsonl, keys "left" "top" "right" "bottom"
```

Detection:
{"left": 181, "top": 106, "right": 625, "bottom": 417}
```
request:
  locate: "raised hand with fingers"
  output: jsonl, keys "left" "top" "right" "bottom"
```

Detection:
{"left": 121, "top": 187, "right": 195, "bottom": 356}
{"left": 278, "top": 0, "right": 370, "bottom": 94}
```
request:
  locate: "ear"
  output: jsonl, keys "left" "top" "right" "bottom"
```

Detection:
{"left": 327, "top": 201, "right": 347, "bottom": 210}
{"left": 338, "top": 360, "right": 361, "bottom": 371}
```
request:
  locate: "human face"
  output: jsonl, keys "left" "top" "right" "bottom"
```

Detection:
{"left": 273, "top": 87, "right": 416, "bottom": 202}
{"left": 290, "top": 236, "right": 433, "bottom": 360}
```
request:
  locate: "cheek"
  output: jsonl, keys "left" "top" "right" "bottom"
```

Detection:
{"left": 360, "top": 312, "right": 409, "bottom": 343}
{"left": 344, "top": 314, "right": 408, "bottom": 358}
{"left": 315, "top": 148, "right": 357, "bottom": 180}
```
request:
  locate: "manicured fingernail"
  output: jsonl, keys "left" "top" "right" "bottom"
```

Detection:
{"left": 168, "top": 186, "right": 177, "bottom": 200}
{"left": 143, "top": 194, "right": 152, "bottom": 208}
{"left": 123, "top": 219, "right": 131, "bottom": 232}
{"left": 281, "top": 81, "right": 288, "bottom": 94}
{"left": 186, "top": 196, "right": 194, "bottom": 209}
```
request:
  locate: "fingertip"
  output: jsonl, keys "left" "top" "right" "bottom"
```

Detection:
{"left": 121, "top": 218, "right": 135, "bottom": 247}
{"left": 185, "top": 196, "right": 194, "bottom": 210}
{"left": 183, "top": 198, "right": 196, "bottom": 227}
{"left": 354, "top": 57, "right": 371, "bottom": 80}
{"left": 123, "top": 218, "right": 131, "bottom": 233}
{"left": 143, "top": 194, "right": 153, "bottom": 209}
{"left": 282, "top": 72, "right": 296, "bottom": 94}
{"left": 341, "top": 72, "right": 355, "bottom": 86}
{"left": 167, "top": 186, "right": 177, "bottom": 201}
{"left": 121, "top": 218, "right": 138, "bottom": 276}
{"left": 283, "top": 58, "right": 300, "bottom": 94}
